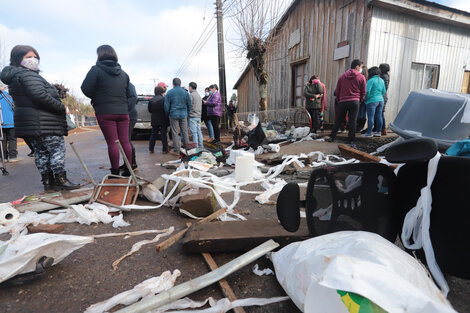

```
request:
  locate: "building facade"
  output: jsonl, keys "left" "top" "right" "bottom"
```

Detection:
{"left": 234, "top": 0, "right": 470, "bottom": 125}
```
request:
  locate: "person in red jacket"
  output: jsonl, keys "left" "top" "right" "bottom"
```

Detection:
{"left": 328, "top": 59, "right": 366, "bottom": 146}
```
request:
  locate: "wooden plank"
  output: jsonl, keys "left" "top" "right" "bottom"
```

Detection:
{"left": 338, "top": 143, "right": 382, "bottom": 163}
{"left": 155, "top": 207, "right": 228, "bottom": 252}
{"left": 13, "top": 187, "right": 93, "bottom": 213}
{"left": 27, "top": 224, "right": 65, "bottom": 234}
{"left": 201, "top": 253, "right": 247, "bottom": 313}
{"left": 183, "top": 219, "right": 310, "bottom": 253}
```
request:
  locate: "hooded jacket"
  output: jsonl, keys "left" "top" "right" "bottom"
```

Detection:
{"left": 0, "top": 66, "right": 67, "bottom": 137}
{"left": 206, "top": 91, "right": 222, "bottom": 117}
{"left": 81, "top": 60, "right": 130, "bottom": 116}
{"left": 335, "top": 69, "right": 367, "bottom": 104}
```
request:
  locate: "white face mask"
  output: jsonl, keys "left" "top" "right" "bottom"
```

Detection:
{"left": 21, "top": 57, "right": 40, "bottom": 71}
{"left": 205, "top": 92, "right": 209, "bottom": 97}
{"left": 358, "top": 67, "right": 363, "bottom": 74}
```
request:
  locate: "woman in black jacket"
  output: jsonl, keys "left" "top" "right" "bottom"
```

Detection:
{"left": 81, "top": 45, "right": 133, "bottom": 175}
{"left": 0, "top": 45, "right": 79, "bottom": 190}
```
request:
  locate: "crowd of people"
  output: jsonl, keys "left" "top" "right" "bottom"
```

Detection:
{"left": 0, "top": 44, "right": 228, "bottom": 191}
{"left": 304, "top": 59, "right": 390, "bottom": 147}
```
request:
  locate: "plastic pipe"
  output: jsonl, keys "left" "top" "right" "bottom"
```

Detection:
{"left": 115, "top": 239, "right": 280, "bottom": 313}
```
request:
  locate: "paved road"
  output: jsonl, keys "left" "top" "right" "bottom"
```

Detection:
{"left": 0, "top": 129, "right": 174, "bottom": 202}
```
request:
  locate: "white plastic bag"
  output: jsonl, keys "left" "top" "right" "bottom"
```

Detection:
{"left": 0, "top": 233, "right": 93, "bottom": 283}
{"left": 271, "top": 231, "right": 456, "bottom": 313}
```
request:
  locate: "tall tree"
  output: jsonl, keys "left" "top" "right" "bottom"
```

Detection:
{"left": 231, "top": 0, "right": 286, "bottom": 115}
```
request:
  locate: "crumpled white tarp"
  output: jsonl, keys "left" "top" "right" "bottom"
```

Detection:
{"left": 0, "top": 202, "right": 130, "bottom": 239}
{"left": 152, "top": 296, "right": 289, "bottom": 313}
{"left": 85, "top": 270, "right": 181, "bottom": 313}
{"left": 272, "top": 231, "right": 456, "bottom": 313}
{"left": 0, "top": 233, "right": 93, "bottom": 283}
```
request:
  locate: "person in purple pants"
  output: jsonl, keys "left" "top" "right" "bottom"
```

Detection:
{"left": 81, "top": 45, "right": 133, "bottom": 175}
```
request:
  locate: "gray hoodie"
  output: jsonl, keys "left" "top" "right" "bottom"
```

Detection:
{"left": 189, "top": 90, "right": 202, "bottom": 118}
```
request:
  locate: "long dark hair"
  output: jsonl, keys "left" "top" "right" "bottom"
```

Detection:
{"left": 10, "top": 45, "right": 40, "bottom": 67}
{"left": 97, "top": 45, "right": 118, "bottom": 62}
{"left": 308, "top": 75, "right": 319, "bottom": 84}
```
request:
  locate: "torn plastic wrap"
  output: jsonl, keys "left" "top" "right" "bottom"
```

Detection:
{"left": 271, "top": 231, "right": 456, "bottom": 313}
{"left": 85, "top": 270, "right": 181, "bottom": 313}
{"left": 0, "top": 233, "right": 93, "bottom": 283}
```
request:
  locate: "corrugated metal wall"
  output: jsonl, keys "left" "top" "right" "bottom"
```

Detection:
{"left": 366, "top": 7, "right": 470, "bottom": 125}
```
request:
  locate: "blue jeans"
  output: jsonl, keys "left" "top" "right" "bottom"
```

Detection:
{"left": 206, "top": 119, "right": 214, "bottom": 139}
{"left": 188, "top": 117, "right": 203, "bottom": 148}
{"left": 366, "top": 101, "right": 384, "bottom": 135}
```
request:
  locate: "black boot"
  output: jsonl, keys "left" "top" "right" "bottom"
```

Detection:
{"left": 110, "top": 168, "right": 120, "bottom": 176}
{"left": 41, "top": 171, "right": 55, "bottom": 192}
{"left": 54, "top": 172, "right": 80, "bottom": 190}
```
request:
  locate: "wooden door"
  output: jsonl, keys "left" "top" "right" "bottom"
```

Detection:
{"left": 462, "top": 71, "right": 470, "bottom": 94}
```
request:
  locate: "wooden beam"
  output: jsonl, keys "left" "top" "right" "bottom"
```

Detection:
{"left": 155, "top": 207, "right": 228, "bottom": 252}
{"left": 27, "top": 224, "right": 65, "bottom": 234}
{"left": 338, "top": 144, "right": 397, "bottom": 169}
{"left": 183, "top": 219, "right": 310, "bottom": 253}
{"left": 201, "top": 253, "right": 247, "bottom": 313}
{"left": 14, "top": 188, "right": 93, "bottom": 213}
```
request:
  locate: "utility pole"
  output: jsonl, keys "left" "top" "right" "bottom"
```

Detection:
{"left": 216, "top": 0, "right": 228, "bottom": 128}
{"left": 150, "top": 78, "right": 159, "bottom": 87}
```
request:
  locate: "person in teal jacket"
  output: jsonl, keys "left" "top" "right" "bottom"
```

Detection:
{"left": 0, "top": 87, "right": 19, "bottom": 162}
{"left": 362, "top": 66, "right": 386, "bottom": 137}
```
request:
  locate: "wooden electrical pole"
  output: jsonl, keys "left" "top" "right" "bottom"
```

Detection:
{"left": 216, "top": 0, "right": 228, "bottom": 127}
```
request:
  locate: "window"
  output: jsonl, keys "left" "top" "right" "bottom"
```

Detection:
{"left": 410, "top": 63, "right": 440, "bottom": 92}
{"left": 292, "top": 62, "right": 307, "bottom": 107}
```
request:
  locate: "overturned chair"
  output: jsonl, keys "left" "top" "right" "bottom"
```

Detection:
{"left": 277, "top": 138, "right": 470, "bottom": 281}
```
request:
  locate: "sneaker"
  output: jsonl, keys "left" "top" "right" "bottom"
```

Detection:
{"left": 360, "top": 129, "right": 367, "bottom": 134}
{"left": 373, "top": 132, "right": 381, "bottom": 137}
{"left": 381, "top": 129, "right": 387, "bottom": 136}
{"left": 361, "top": 133, "right": 373, "bottom": 137}
{"left": 346, "top": 142, "right": 358, "bottom": 149}
{"left": 340, "top": 129, "right": 347, "bottom": 133}
{"left": 27, "top": 151, "right": 35, "bottom": 157}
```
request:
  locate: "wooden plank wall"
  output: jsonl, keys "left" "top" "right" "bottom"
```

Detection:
{"left": 236, "top": 0, "right": 373, "bottom": 123}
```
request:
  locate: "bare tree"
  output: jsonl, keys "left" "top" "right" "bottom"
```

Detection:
{"left": 230, "top": 0, "right": 287, "bottom": 113}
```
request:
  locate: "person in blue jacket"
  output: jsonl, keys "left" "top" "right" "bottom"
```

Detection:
{"left": 0, "top": 87, "right": 20, "bottom": 162}
{"left": 362, "top": 66, "right": 386, "bottom": 137}
{"left": 164, "top": 78, "right": 192, "bottom": 155}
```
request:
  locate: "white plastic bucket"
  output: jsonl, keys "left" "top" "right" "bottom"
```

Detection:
{"left": 235, "top": 156, "right": 254, "bottom": 182}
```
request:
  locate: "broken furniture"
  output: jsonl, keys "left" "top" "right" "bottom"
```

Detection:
{"left": 182, "top": 219, "right": 310, "bottom": 253}
{"left": 389, "top": 89, "right": 470, "bottom": 149}
{"left": 70, "top": 140, "right": 139, "bottom": 208}
{"left": 277, "top": 163, "right": 398, "bottom": 242}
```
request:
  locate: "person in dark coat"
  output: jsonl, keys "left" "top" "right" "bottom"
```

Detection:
{"left": 0, "top": 45, "right": 79, "bottom": 190}
{"left": 148, "top": 86, "right": 169, "bottom": 154}
{"left": 81, "top": 45, "right": 133, "bottom": 175}
{"left": 377, "top": 63, "right": 390, "bottom": 136}
{"left": 201, "top": 87, "right": 214, "bottom": 140}
{"left": 304, "top": 75, "right": 324, "bottom": 133}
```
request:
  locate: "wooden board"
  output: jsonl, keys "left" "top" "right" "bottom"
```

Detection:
{"left": 14, "top": 187, "right": 93, "bottom": 213}
{"left": 182, "top": 219, "right": 310, "bottom": 253}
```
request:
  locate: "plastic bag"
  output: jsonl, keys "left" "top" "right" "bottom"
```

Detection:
{"left": 0, "top": 233, "right": 93, "bottom": 283}
{"left": 271, "top": 231, "right": 456, "bottom": 313}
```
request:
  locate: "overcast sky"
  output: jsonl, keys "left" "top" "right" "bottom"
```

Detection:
{"left": 0, "top": 0, "right": 468, "bottom": 101}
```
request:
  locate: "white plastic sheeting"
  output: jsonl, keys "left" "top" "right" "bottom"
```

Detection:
{"left": 401, "top": 152, "right": 449, "bottom": 296}
{"left": 252, "top": 264, "right": 274, "bottom": 276}
{"left": 152, "top": 296, "right": 289, "bottom": 313}
{"left": 85, "top": 270, "right": 181, "bottom": 313}
{"left": 272, "top": 231, "right": 456, "bottom": 313}
{"left": 0, "top": 233, "right": 93, "bottom": 283}
{"left": 0, "top": 203, "right": 130, "bottom": 239}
